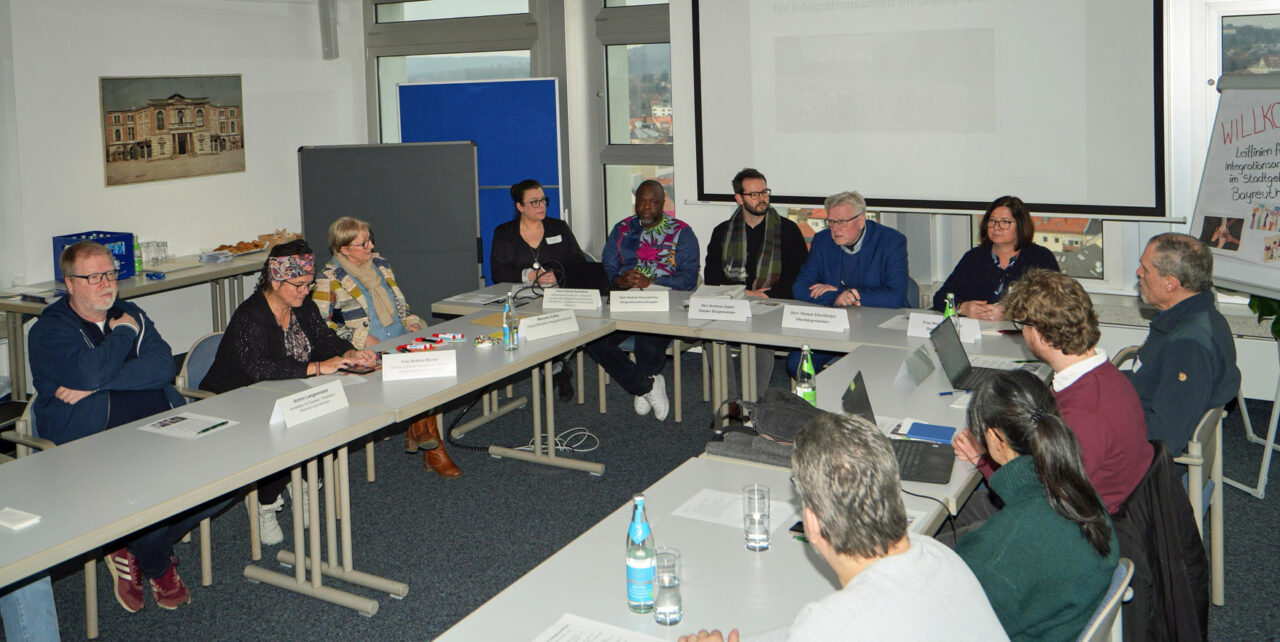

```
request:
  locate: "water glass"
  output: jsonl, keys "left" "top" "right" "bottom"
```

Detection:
{"left": 652, "top": 547, "right": 682, "bottom": 626}
{"left": 743, "top": 483, "right": 771, "bottom": 551}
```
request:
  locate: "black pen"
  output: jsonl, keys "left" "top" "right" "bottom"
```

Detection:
{"left": 197, "top": 421, "right": 229, "bottom": 435}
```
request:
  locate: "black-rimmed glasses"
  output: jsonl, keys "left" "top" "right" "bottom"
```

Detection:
{"left": 524, "top": 197, "right": 550, "bottom": 207}
{"left": 285, "top": 279, "right": 317, "bottom": 292}
{"left": 1010, "top": 319, "right": 1033, "bottom": 331}
{"left": 68, "top": 269, "right": 120, "bottom": 285}
{"left": 346, "top": 235, "right": 375, "bottom": 249}
{"left": 740, "top": 189, "right": 771, "bottom": 199}
{"left": 987, "top": 219, "right": 1016, "bottom": 230}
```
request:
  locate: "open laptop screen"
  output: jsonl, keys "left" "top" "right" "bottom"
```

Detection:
{"left": 929, "top": 317, "right": 972, "bottom": 388}
{"left": 841, "top": 371, "right": 875, "bottom": 425}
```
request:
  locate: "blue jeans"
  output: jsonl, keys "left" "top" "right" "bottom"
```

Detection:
{"left": 0, "top": 575, "right": 59, "bottom": 641}
{"left": 585, "top": 333, "right": 670, "bottom": 396}
{"left": 128, "top": 495, "right": 234, "bottom": 579}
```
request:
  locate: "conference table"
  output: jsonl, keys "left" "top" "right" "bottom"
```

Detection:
{"left": 436, "top": 454, "right": 947, "bottom": 641}
{"left": 0, "top": 307, "right": 620, "bottom": 631}
{"left": 0, "top": 253, "right": 264, "bottom": 401}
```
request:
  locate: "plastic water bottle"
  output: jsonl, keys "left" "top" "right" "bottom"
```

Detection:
{"left": 625, "top": 494, "right": 656, "bottom": 613}
{"left": 502, "top": 292, "right": 519, "bottom": 351}
{"left": 943, "top": 293, "right": 957, "bottom": 319}
{"left": 795, "top": 344, "right": 817, "bottom": 406}
{"left": 132, "top": 236, "right": 143, "bottom": 275}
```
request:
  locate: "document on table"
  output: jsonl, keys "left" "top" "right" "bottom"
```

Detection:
{"left": 138, "top": 412, "right": 238, "bottom": 439}
{"left": 444, "top": 292, "right": 501, "bottom": 305}
{"left": 0, "top": 507, "right": 41, "bottom": 531}
{"left": 533, "top": 613, "right": 662, "bottom": 642}
{"left": 877, "top": 313, "right": 912, "bottom": 330}
{"left": 304, "top": 374, "right": 369, "bottom": 388}
{"left": 671, "top": 488, "right": 798, "bottom": 533}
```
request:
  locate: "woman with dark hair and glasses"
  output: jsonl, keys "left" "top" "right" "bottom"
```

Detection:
{"left": 489, "top": 178, "right": 586, "bottom": 400}
{"left": 201, "top": 238, "right": 376, "bottom": 545}
{"left": 955, "top": 369, "right": 1117, "bottom": 641}
{"left": 931, "top": 195, "right": 1058, "bottom": 320}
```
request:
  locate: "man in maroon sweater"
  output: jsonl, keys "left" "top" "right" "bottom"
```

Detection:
{"left": 953, "top": 269, "right": 1151, "bottom": 514}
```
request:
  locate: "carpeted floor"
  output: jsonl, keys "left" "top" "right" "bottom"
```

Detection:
{"left": 7, "top": 349, "right": 1280, "bottom": 640}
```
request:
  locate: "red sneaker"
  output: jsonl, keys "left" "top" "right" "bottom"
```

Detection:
{"left": 105, "top": 547, "right": 145, "bottom": 613}
{"left": 148, "top": 559, "right": 191, "bottom": 610}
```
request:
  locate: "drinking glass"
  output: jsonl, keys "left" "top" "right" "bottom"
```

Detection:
{"left": 743, "top": 483, "right": 771, "bottom": 551}
{"left": 652, "top": 547, "right": 682, "bottom": 625}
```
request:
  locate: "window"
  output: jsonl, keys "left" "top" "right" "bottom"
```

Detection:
{"left": 230, "top": 121, "right": 236, "bottom": 134}
{"left": 968, "top": 215, "right": 1107, "bottom": 281}
{"left": 782, "top": 206, "right": 880, "bottom": 249}
{"left": 156, "top": 110, "right": 164, "bottom": 130}
{"left": 127, "top": 126, "right": 134, "bottom": 140}
{"left": 604, "top": 164, "right": 673, "bottom": 232}
{"left": 375, "top": 0, "right": 528, "bottom": 23}
{"left": 196, "top": 109, "right": 204, "bottom": 127}
{"left": 374, "top": 51, "right": 531, "bottom": 143}
{"left": 113, "top": 129, "right": 121, "bottom": 142}
{"left": 220, "top": 122, "right": 226, "bottom": 133}
{"left": 112, "top": 114, "right": 120, "bottom": 124}
{"left": 176, "top": 110, "right": 185, "bottom": 125}
{"left": 605, "top": 44, "right": 671, "bottom": 144}
{"left": 126, "top": 114, "right": 133, "bottom": 123}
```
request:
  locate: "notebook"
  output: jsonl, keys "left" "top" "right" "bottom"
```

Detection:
{"left": 840, "top": 370, "right": 955, "bottom": 485}
{"left": 929, "top": 316, "right": 1008, "bottom": 390}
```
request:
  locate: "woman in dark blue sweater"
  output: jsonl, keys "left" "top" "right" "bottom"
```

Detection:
{"left": 932, "top": 196, "right": 1058, "bottom": 319}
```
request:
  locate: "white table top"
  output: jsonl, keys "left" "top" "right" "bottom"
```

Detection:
{"left": 437, "top": 455, "right": 945, "bottom": 641}
{"left": 434, "top": 284, "right": 712, "bottom": 336}
{"left": 253, "top": 311, "right": 616, "bottom": 421}
{"left": 0, "top": 386, "right": 395, "bottom": 586}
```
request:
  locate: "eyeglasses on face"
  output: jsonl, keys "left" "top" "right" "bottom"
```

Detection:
{"left": 346, "top": 235, "right": 375, "bottom": 249}
{"left": 284, "top": 279, "right": 317, "bottom": 292}
{"left": 69, "top": 269, "right": 121, "bottom": 285}
{"left": 987, "top": 218, "right": 1016, "bottom": 230}
{"left": 827, "top": 214, "right": 864, "bottom": 227}
{"left": 740, "top": 189, "right": 771, "bottom": 199}
{"left": 524, "top": 197, "right": 550, "bottom": 207}
{"left": 1010, "top": 319, "right": 1033, "bottom": 331}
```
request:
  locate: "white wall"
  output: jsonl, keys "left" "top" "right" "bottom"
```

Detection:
{"left": 0, "top": 0, "right": 367, "bottom": 364}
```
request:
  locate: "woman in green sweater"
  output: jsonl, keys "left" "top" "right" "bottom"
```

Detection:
{"left": 955, "top": 370, "right": 1118, "bottom": 642}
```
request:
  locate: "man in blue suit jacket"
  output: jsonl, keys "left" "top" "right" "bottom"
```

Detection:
{"left": 788, "top": 191, "right": 909, "bottom": 376}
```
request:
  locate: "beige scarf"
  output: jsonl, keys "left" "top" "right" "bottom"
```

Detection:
{"left": 334, "top": 253, "right": 396, "bottom": 327}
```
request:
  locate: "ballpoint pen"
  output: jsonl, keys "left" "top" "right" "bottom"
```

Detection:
{"left": 197, "top": 421, "right": 229, "bottom": 435}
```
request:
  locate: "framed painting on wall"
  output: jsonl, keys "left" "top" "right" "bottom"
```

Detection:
{"left": 99, "top": 74, "right": 244, "bottom": 186}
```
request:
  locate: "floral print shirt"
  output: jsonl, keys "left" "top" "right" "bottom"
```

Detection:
{"left": 603, "top": 214, "right": 700, "bottom": 290}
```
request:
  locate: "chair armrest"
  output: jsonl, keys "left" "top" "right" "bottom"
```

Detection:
{"left": 1111, "top": 345, "right": 1140, "bottom": 369}
{"left": 176, "top": 387, "right": 215, "bottom": 400}
{"left": 0, "top": 430, "right": 56, "bottom": 452}
{"left": 1173, "top": 453, "right": 1204, "bottom": 467}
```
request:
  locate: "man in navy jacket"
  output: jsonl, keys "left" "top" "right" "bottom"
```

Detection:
{"left": 29, "top": 241, "right": 224, "bottom": 614}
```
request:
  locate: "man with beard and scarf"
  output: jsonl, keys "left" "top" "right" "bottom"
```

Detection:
{"left": 703, "top": 168, "right": 808, "bottom": 393}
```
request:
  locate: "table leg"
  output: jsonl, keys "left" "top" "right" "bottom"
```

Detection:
{"left": 673, "top": 339, "right": 683, "bottom": 423}
{"left": 531, "top": 367, "right": 543, "bottom": 455}
{"left": 576, "top": 351, "right": 585, "bottom": 405}
{"left": 6, "top": 312, "right": 28, "bottom": 401}
{"left": 544, "top": 361, "right": 556, "bottom": 458}
{"left": 740, "top": 344, "right": 752, "bottom": 402}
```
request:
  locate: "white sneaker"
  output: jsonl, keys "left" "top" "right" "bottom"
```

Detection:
{"left": 634, "top": 393, "right": 652, "bottom": 416}
{"left": 248, "top": 494, "right": 284, "bottom": 546}
{"left": 644, "top": 374, "right": 669, "bottom": 421}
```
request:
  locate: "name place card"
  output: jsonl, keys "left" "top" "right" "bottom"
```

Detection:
{"left": 542, "top": 287, "right": 602, "bottom": 311}
{"left": 781, "top": 305, "right": 850, "bottom": 332}
{"left": 687, "top": 297, "right": 752, "bottom": 321}
{"left": 610, "top": 290, "right": 669, "bottom": 312}
{"left": 520, "top": 309, "right": 580, "bottom": 342}
{"left": 906, "top": 313, "right": 981, "bottom": 343}
{"left": 269, "top": 379, "right": 349, "bottom": 428}
{"left": 382, "top": 350, "right": 458, "bottom": 381}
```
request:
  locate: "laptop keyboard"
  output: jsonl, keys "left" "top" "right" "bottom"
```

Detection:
{"left": 956, "top": 366, "right": 1005, "bottom": 390}
{"left": 892, "top": 440, "right": 927, "bottom": 476}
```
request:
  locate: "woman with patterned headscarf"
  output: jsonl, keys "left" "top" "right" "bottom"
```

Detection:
{"left": 202, "top": 238, "right": 376, "bottom": 545}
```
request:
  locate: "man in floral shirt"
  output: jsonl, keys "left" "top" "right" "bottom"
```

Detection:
{"left": 587, "top": 179, "right": 700, "bottom": 421}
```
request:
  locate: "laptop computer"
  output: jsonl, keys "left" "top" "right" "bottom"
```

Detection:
{"left": 841, "top": 370, "right": 955, "bottom": 485}
{"left": 929, "top": 316, "right": 1008, "bottom": 390}
{"left": 560, "top": 261, "right": 611, "bottom": 298}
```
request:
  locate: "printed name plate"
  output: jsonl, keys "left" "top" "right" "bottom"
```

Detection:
{"left": 609, "top": 290, "right": 669, "bottom": 312}
{"left": 520, "top": 309, "right": 580, "bottom": 342}
{"left": 906, "top": 312, "right": 981, "bottom": 343}
{"left": 269, "top": 379, "right": 349, "bottom": 428}
{"left": 382, "top": 350, "right": 458, "bottom": 381}
{"left": 780, "top": 305, "right": 850, "bottom": 332}
{"left": 543, "top": 287, "right": 602, "bottom": 310}
{"left": 687, "top": 297, "right": 752, "bottom": 321}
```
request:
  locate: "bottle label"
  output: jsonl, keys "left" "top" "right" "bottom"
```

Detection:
{"left": 626, "top": 556, "right": 656, "bottom": 603}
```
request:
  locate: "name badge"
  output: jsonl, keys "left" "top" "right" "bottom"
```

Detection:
{"left": 269, "top": 379, "right": 349, "bottom": 428}
{"left": 687, "top": 297, "right": 752, "bottom": 321}
{"left": 906, "top": 313, "right": 981, "bottom": 343}
{"left": 547, "top": 235, "right": 562, "bottom": 245}
{"left": 610, "top": 290, "right": 670, "bottom": 312}
{"left": 543, "top": 287, "right": 602, "bottom": 310}
{"left": 382, "top": 350, "right": 458, "bottom": 381}
{"left": 780, "top": 304, "right": 850, "bottom": 332}
{"left": 520, "top": 309, "right": 580, "bottom": 341}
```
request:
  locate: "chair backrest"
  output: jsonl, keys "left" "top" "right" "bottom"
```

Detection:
{"left": 1077, "top": 558, "right": 1135, "bottom": 642}
{"left": 1110, "top": 345, "right": 1139, "bottom": 370}
{"left": 1175, "top": 406, "right": 1223, "bottom": 534}
{"left": 177, "top": 332, "right": 224, "bottom": 391}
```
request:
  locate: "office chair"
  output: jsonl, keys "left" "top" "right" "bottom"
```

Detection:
{"left": 1076, "top": 558, "right": 1134, "bottom": 642}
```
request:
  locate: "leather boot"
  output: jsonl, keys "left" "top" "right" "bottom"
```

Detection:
{"left": 422, "top": 415, "right": 462, "bottom": 478}
{"left": 404, "top": 417, "right": 437, "bottom": 453}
